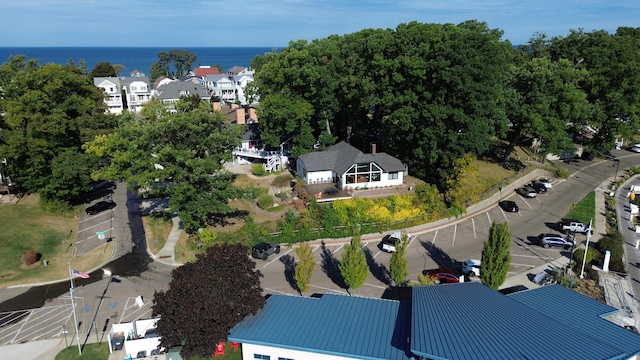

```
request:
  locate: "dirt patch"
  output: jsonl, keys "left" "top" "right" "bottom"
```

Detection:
{"left": 574, "top": 278, "right": 606, "bottom": 303}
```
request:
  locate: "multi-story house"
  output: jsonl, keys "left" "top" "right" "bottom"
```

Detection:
{"left": 204, "top": 75, "right": 236, "bottom": 103}
{"left": 93, "top": 77, "right": 123, "bottom": 114}
{"left": 120, "top": 77, "right": 152, "bottom": 113}
{"left": 152, "top": 79, "right": 211, "bottom": 112}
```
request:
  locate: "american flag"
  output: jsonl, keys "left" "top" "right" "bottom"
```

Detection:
{"left": 72, "top": 269, "right": 90, "bottom": 279}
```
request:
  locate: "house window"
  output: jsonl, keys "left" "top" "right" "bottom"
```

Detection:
{"left": 388, "top": 172, "right": 398, "bottom": 180}
{"left": 131, "top": 86, "right": 137, "bottom": 91}
{"left": 141, "top": 86, "right": 147, "bottom": 91}
{"left": 254, "top": 355, "right": 270, "bottom": 360}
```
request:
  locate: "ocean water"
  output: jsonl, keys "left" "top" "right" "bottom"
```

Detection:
{"left": 0, "top": 47, "right": 279, "bottom": 76}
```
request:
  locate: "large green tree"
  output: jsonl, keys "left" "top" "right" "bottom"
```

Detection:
{"left": 149, "top": 49, "right": 199, "bottom": 81}
{"left": 294, "top": 242, "right": 316, "bottom": 293}
{"left": 85, "top": 100, "right": 245, "bottom": 233}
{"left": 338, "top": 232, "right": 369, "bottom": 293}
{"left": 503, "top": 55, "right": 590, "bottom": 163}
{"left": 152, "top": 243, "right": 265, "bottom": 359}
{"left": 389, "top": 233, "right": 409, "bottom": 286}
{"left": 253, "top": 21, "right": 512, "bottom": 188}
{"left": 0, "top": 55, "right": 116, "bottom": 205}
{"left": 89, "top": 61, "right": 117, "bottom": 78}
{"left": 480, "top": 221, "right": 511, "bottom": 290}
{"left": 548, "top": 28, "right": 640, "bottom": 153}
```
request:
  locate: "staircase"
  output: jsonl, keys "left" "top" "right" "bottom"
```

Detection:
{"left": 263, "top": 155, "right": 281, "bottom": 172}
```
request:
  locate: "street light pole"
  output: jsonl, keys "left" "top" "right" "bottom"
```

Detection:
{"left": 580, "top": 219, "right": 593, "bottom": 279}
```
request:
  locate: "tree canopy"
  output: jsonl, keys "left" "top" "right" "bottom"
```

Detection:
{"left": 149, "top": 49, "right": 199, "bottom": 82}
{"left": 84, "top": 100, "right": 245, "bottom": 232}
{"left": 0, "top": 55, "right": 117, "bottom": 205}
{"left": 338, "top": 232, "right": 369, "bottom": 293}
{"left": 89, "top": 61, "right": 118, "bottom": 78}
{"left": 152, "top": 243, "right": 265, "bottom": 359}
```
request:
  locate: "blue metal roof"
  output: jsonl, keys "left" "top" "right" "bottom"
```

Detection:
{"left": 412, "top": 282, "right": 631, "bottom": 360}
{"left": 229, "top": 293, "right": 412, "bottom": 359}
{"left": 509, "top": 284, "right": 640, "bottom": 359}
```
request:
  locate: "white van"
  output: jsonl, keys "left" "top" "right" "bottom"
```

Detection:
{"left": 462, "top": 259, "right": 481, "bottom": 277}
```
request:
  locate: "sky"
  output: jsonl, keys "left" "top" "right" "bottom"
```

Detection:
{"left": 1, "top": 0, "right": 638, "bottom": 47}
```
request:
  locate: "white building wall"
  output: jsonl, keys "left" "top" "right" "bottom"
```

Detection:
{"left": 307, "top": 170, "right": 334, "bottom": 184}
{"left": 241, "top": 343, "right": 359, "bottom": 360}
{"left": 341, "top": 171, "right": 403, "bottom": 190}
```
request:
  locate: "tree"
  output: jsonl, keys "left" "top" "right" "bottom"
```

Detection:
{"left": 149, "top": 49, "right": 199, "bottom": 80}
{"left": 294, "top": 243, "right": 316, "bottom": 293}
{"left": 338, "top": 232, "right": 369, "bottom": 293}
{"left": 89, "top": 61, "right": 117, "bottom": 78}
{"left": 85, "top": 101, "right": 245, "bottom": 233}
{"left": 389, "top": 233, "right": 409, "bottom": 286}
{"left": 480, "top": 221, "right": 511, "bottom": 289}
{"left": 0, "top": 55, "right": 115, "bottom": 206}
{"left": 152, "top": 243, "right": 265, "bottom": 359}
{"left": 503, "top": 54, "right": 589, "bottom": 163}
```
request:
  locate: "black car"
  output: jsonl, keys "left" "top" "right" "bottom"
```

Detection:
{"left": 85, "top": 200, "right": 116, "bottom": 215}
{"left": 251, "top": 242, "right": 281, "bottom": 260}
{"left": 529, "top": 181, "right": 547, "bottom": 193}
{"left": 498, "top": 200, "right": 518, "bottom": 212}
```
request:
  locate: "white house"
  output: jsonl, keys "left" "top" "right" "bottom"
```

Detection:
{"left": 120, "top": 77, "right": 152, "bottom": 113}
{"left": 152, "top": 80, "right": 211, "bottom": 112}
{"left": 204, "top": 75, "right": 236, "bottom": 103}
{"left": 94, "top": 77, "right": 123, "bottom": 114}
{"left": 297, "top": 141, "right": 405, "bottom": 190}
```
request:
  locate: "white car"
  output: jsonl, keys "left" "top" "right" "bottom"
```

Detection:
{"left": 462, "top": 259, "right": 481, "bottom": 277}
{"left": 381, "top": 231, "right": 408, "bottom": 252}
{"left": 631, "top": 144, "right": 640, "bottom": 153}
{"left": 537, "top": 178, "right": 553, "bottom": 188}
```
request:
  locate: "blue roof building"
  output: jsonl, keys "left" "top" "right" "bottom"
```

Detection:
{"left": 229, "top": 283, "right": 640, "bottom": 360}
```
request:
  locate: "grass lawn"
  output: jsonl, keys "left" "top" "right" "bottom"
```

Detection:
{"left": 565, "top": 191, "right": 596, "bottom": 225}
{"left": 142, "top": 213, "right": 174, "bottom": 254}
{"left": 55, "top": 343, "right": 110, "bottom": 360}
{"left": 0, "top": 194, "right": 112, "bottom": 288}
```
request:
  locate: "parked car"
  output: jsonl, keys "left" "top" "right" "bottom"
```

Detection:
{"left": 251, "top": 242, "right": 281, "bottom": 260}
{"left": 536, "top": 233, "right": 575, "bottom": 250}
{"left": 537, "top": 178, "right": 553, "bottom": 188}
{"left": 426, "top": 269, "right": 460, "bottom": 284}
{"left": 381, "top": 231, "right": 408, "bottom": 253}
{"left": 630, "top": 144, "right": 640, "bottom": 153}
{"left": 559, "top": 218, "right": 591, "bottom": 234}
{"left": 529, "top": 181, "right": 547, "bottom": 193}
{"left": 85, "top": 200, "right": 116, "bottom": 215}
{"left": 462, "top": 259, "right": 481, "bottom": 277}
{"left": 89, "top": 180, "right": 111, "bottom": 192}
{"left": 498, "top": 200, "right": 518, "bottom": 212}
{"left": 516, "top": 186, "right": 537, "bottom": 198}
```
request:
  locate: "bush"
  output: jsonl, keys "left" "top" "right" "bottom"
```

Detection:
{"left": 251, "top": 164, "right": 268, "bottom": 177}
{"left": 257, "top": 194, "right": 274, "bottom": 209}
{"left": 609, "top": 258, "right": 626, "bottom": 273}
{"left": 556, "top": 166, "right": 570, "bottom": 179}
{"left": 572, "top": 247, "right": 596, "bottom": 271}
{"left": 595, "top": 231, "right": 624, "bottom": 260}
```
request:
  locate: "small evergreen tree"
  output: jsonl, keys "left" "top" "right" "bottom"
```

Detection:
{"left": 480, "top": 221, "right": 511, "bottom": 289}
{"left": 295, "top": 243, "right": 316, "bottom": 293}
{"left": 338, "top": 232, "right": 369, "bottom": 293}
{"left": 390, "top": 233, "right": 409, "bottom": 286}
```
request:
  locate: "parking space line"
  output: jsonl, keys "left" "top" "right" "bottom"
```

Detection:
{"left": 317, "top": 244, "right": 344, "bottom": 265}
{"left": 452, "top": 224, "right": 457, "bottom": 246}
{"left": 471, "top": 218, "right": 476, "bottom": 239}
{"left": 429, "top": 230, "right": 438, "bottom": 251}
{"left": 511, "top": 262, "right": 537, "bottom": 267}
{"left": 263, "top": 287, "right": 292, "bottom": 295}
{"left": 407, "top": 235, "right": 418, "bottom": 249}
{"left": 78, "top": 210, "right": 114, "bottom": 224}
{"left": 487, "top": 212, "right": 493, "bottom": 224}
{"left": 263, "top": 248, "right": 294, "bottom": 267}
{"left": 361, "top": 282, "right": 387, "bottom": 289}
{"left": 77, "top": 219, "right": 112, "bottom": 234}
{"left": 309, "top": 284, "right": 348, "bottom": 295}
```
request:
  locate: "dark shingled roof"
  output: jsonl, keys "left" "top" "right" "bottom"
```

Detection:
{"left": 298, "top": 141, "right": 405, "bottom": 175}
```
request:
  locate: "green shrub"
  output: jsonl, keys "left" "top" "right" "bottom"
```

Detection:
{"left": 572, "top": 247, "right": 596, "bottom": 271}
{"left": 251, "top": 164, "right": 268, "bottom": 176}
{"left": 257, "top": 194, "right": 274, "bottom": 209}
{"left": 596, "top": 231, "right": 625, "bottom": 260}
{"left": 556, "top": 166, "right": 570, "bottom": 179}
{"left": 609, "top": 258, "right": 626, "bottom": 273}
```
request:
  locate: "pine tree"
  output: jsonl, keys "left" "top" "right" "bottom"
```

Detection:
{"left": 338, "top": 232, "right": 369, "bottom": 293}
{"left": 480, "top": 221, "right": 511, "bottom": 289}
{"left": 390, "top": 233, "right": 409, "bottom": 286}
{"left": 295, "top": 243, "right": 316, "bottom": 293}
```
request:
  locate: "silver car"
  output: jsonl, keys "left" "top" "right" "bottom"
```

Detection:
{"left": 536, "top": 233, "right": 575, "bottom": 250}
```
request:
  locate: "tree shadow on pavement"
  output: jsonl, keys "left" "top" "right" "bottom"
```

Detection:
{"left": 279, "top": 254, "right": 298, "bottom": 294}
{"left": 420, "top": 241, "right": 455, "bottom": 271}
{"left": 363, "top": 248, "right": 390, "bottom": 286}
{"left": 320, "top": 241, "right": 348, "bottom": 290}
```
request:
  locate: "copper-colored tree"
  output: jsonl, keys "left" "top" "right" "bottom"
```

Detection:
{"left": 152, "top": 244, "right": 265, "bottom": 358}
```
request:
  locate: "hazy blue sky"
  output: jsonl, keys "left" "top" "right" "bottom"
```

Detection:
{"left": 1, "top": 0, "right": 638, "bottom": 47}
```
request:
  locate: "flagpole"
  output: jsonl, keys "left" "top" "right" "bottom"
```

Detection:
{"left": 579, "top": 219, "right": 593, "bottom": 279}
{"left": 68, "top": 263, "right": 82, "bottom": 355}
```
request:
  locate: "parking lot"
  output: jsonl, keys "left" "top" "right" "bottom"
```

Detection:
{"left": 254, "top": 177, "right": 595, "bottom": 297}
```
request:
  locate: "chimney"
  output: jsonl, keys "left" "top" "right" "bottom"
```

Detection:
{"left": 371, "top": 143, "right": 376, "bottom": 156}
{"left": 236, "top": 107, "right": 246, "bottom": 124}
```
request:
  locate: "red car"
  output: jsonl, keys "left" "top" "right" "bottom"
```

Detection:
{"left": 426, "top": 269, "right": 460, "bottom": 284}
